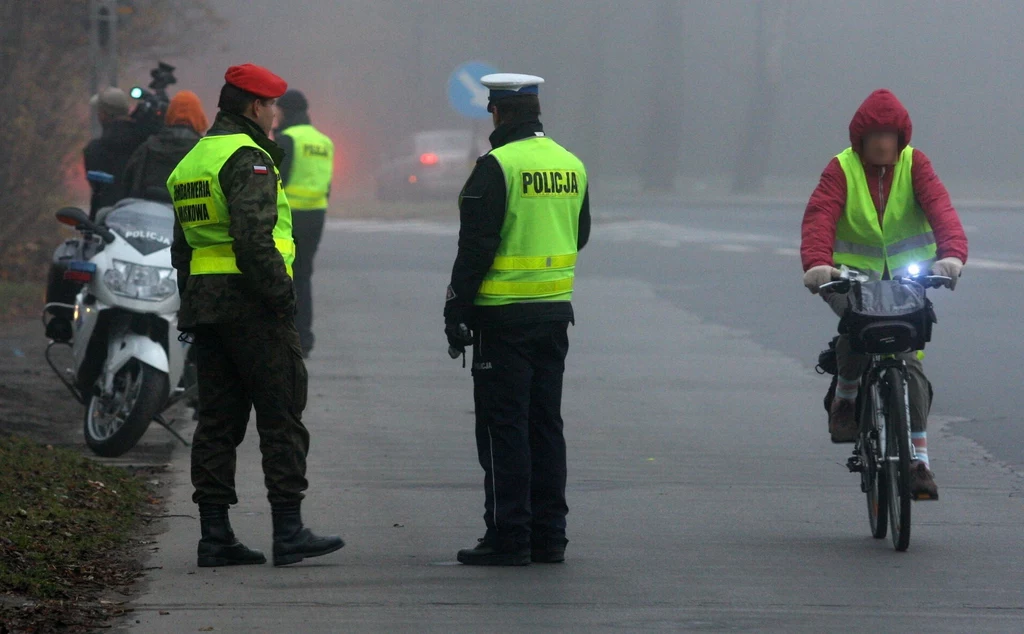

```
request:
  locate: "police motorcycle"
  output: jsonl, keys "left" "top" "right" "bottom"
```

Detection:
{"left": 43, "top": 183, "right": 195, "bottom": 457}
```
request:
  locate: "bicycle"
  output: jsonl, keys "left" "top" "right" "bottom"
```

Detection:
{"left": 819, "top": 266, "right": 949, "bottom": 552}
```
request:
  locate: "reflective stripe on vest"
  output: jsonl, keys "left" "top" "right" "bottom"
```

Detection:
{"left": 167, "top": 133, "right": 295, "bottom": 278}
{"left": 280, "top": 124, "right": 333, "bottom": 211}
{"left": 834, "top": 146, "right": 937, "bottom": 278}
{"left": 490, "top": 253, "right": 578, "bottom": 271}
{"left": 189, "top": 239, "right": 296, "bottom": 278}
{"left": 474, "top": 136, "right": 587, "bottom": 307}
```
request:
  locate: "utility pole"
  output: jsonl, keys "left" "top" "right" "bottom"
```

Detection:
{"left": 89, "top": 0, "right": 119, "bottom": 136}
{"left": 733, "top": 0, "right": 788, "bottom": 193}
{"left": 642, "top": 0, "right": 683, "bottom": 192}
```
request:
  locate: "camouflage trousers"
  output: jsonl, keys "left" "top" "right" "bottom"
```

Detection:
{"left": 190, "top": 319, "right": 310, "bottom": 506}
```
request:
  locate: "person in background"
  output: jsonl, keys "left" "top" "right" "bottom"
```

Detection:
{"left": 84, "top": 87, "right": 150, "bottom": 218}
{"left": 275, "top": 89, "right": 334, "bottom": 358}
{"left": 123, "top": 90, "right": 209, "bottom": 202}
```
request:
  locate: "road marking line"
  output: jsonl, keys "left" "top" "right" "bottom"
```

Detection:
{"left": 968, "top": 258, "right": 1024, "bottom": 272}
{"left": 713, "top": 244, "right": 759, "bottom": 253}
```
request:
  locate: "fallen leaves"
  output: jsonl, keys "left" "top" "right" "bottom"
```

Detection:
{"left": 0, "top": 435, "right": 158, "bottom": 632}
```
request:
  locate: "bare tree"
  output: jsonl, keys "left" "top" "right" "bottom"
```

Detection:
{"left": 642, "top": 0, "right": 684, "bottom": 192}
{"left": 0, "top": 0, "right": 223, "bottom": 279}
{"left": 733, "top": 0, "right": 789, "bottom": 193}
{"left": 581, "top": 3, "right": 610, "bottom": 178}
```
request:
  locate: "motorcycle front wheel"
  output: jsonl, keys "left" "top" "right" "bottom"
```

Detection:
{"left": 84, "top": 359, "right": 169, "bottom": 457}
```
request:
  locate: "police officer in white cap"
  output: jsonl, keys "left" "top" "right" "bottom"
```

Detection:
{"left": 444, "top": 73, "right": 591, "bottom": 566}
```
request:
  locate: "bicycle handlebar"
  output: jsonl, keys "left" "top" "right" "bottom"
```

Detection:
{"left": 819, "top": 274, "right": 952, "bottom": 293}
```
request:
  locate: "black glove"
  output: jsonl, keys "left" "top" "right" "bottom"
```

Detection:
{"left": 445, "top": 322, "right": 473, "bottom": 357}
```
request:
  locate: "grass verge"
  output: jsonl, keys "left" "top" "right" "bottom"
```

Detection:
{"left": 0, "top": 282, "right": 44, "bottom": 324}
{"left": 0, "top": 435, "right": 153, "bottom": 632}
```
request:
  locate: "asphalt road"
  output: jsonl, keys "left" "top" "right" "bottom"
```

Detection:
{"left": 126, "top": 202, "right": 1024, "bottom": 633}
{"left": 592, "top": 201, "right": 1024, "bottom": 472}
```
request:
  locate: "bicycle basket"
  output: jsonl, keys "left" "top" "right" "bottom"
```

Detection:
{"left": 841, "top": 280, "right": 935, "bottom": 354}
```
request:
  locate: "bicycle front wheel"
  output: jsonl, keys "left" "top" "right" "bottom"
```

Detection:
{"left": 860, "top": 386, "right": 888, "bottom": 540}
{"left": 884, "top": 367, "right": 912, "bottom": 551}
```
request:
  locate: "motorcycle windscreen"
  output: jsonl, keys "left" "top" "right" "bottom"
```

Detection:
{"left": 103, "top": 199, "right": 175, "bottom": 256}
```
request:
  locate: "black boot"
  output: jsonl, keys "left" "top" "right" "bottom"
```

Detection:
{"left": 271, "top": 502, "right": 344, "bottom": 567}
{"left": 457, "top": 535, "right": 531, "bottom": 566}
{"left": 197, "top": 504, "right": 266, "bottom": 568}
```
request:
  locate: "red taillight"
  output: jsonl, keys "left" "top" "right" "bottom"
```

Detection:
{"left": 63, "top": 261, "right": 96, "bottom": 283}
{"left": 419, "top": 152, "right": 439, "bottom": 166}
{"left": 63, "top": 270, "right": 93, "bottom": 283}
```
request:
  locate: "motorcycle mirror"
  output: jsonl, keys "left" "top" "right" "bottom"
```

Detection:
{"left": 56, "top": 207, "right": 89, "bottom": 227}
{"left": 55, "top": 207, "right": 116, "bottom": 243}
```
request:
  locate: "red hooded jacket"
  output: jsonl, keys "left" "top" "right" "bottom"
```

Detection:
{"left": 800, "top": 89, "right": 968, "bottom": 271}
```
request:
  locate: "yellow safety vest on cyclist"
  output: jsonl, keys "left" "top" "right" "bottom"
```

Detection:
{"left": 834, "top": 146, "right": 937, "bottom": 279}
{"left": 474, "top": 136, "right": 587, "bottom": 306}
{"left": 167, "top": 134, "right": 295, "bottom": 278}
{"left": 279, "top": 124, "right": 334, "bottom": 211}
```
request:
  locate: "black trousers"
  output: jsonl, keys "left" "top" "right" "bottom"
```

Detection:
{"left": 292, "top": 209, "right": 326, "bottom": 353}
{"left": 471, "top": 321, "right": 570, "bottom": 548}
{"left": 190, "top": 320, "right": 310, "bottom": 506}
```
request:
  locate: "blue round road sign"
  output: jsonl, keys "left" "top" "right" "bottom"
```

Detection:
{"left": 448, "top": 61, "right": 499, "bottom": 119}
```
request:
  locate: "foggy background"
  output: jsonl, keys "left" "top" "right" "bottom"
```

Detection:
{"left": 132, "top": 0, "right": 1024, "bottom": 197}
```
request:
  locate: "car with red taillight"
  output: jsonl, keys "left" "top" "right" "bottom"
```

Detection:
{"left": 376, "top": 129, "right": 488, "bottom": 201}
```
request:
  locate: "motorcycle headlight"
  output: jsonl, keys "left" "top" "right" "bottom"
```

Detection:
{"left": 103, "top": 260, "right": 176, "bottom": 301}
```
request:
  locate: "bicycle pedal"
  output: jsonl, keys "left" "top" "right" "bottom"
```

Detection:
{"left": 846, "top": 457, "right": 864, "bottom": 473}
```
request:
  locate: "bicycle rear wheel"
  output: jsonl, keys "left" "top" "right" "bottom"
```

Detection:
{"left": 884, "top": 367, "right": 912, "bottom": 551}
{"left": 860, "top": 386, "right": 888, "bottom": 539}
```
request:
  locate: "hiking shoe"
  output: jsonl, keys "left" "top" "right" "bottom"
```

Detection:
{"left": 909, "top": 461, "right": 939, "bottom": 500}
{"left": 829, "top": 398, "right": 858, "bottom": 443}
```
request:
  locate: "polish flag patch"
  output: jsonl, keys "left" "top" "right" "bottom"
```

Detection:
{"left": 253, "top": 165, "right": 269, "bottom": 175}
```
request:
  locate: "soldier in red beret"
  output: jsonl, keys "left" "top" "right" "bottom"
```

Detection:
{"left": 168, "top": 63, "right": 344, "bottom": 567}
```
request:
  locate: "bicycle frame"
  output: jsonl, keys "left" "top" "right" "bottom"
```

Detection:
{"left": 863, "top": 355, "right": 917, "bottom": 467}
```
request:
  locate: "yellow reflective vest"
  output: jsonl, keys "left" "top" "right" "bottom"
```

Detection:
{"left": 834, "top": 146, "right": 937, "bottom": 279}
{"left": 279, "top": 124, "right": 334, "bottom": 211}
{"left": 166, "top": 134, "right": 295, "bottom": 277}
{"left": 475, "top": 136, "right": 587, "bottom": 306}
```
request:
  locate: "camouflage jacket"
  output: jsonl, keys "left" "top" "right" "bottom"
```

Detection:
{"left": 171, "top": 112, "right": 295, "bottom": 330}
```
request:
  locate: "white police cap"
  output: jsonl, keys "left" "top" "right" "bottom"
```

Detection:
{"left": 480, "top": 73, "right": 545, "bottom": 103}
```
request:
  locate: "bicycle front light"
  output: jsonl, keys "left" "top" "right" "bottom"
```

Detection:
{"left": 103, "top": 260, "right": 176, "bottom": 301}
{"left": 907, "top": 263, "right": 922, "bottom": 276}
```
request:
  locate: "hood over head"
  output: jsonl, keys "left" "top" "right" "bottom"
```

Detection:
{"left": 849, "top": 89, "right": 912, "bottom": 155}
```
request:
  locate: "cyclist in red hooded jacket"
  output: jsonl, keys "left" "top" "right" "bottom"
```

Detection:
{"left": 800, "top": 89, "right": 968, "bottom": 499}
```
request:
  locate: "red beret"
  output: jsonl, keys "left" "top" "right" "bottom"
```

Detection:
{"left": 224, "top": 63, "right": 288, "bottom": 99}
